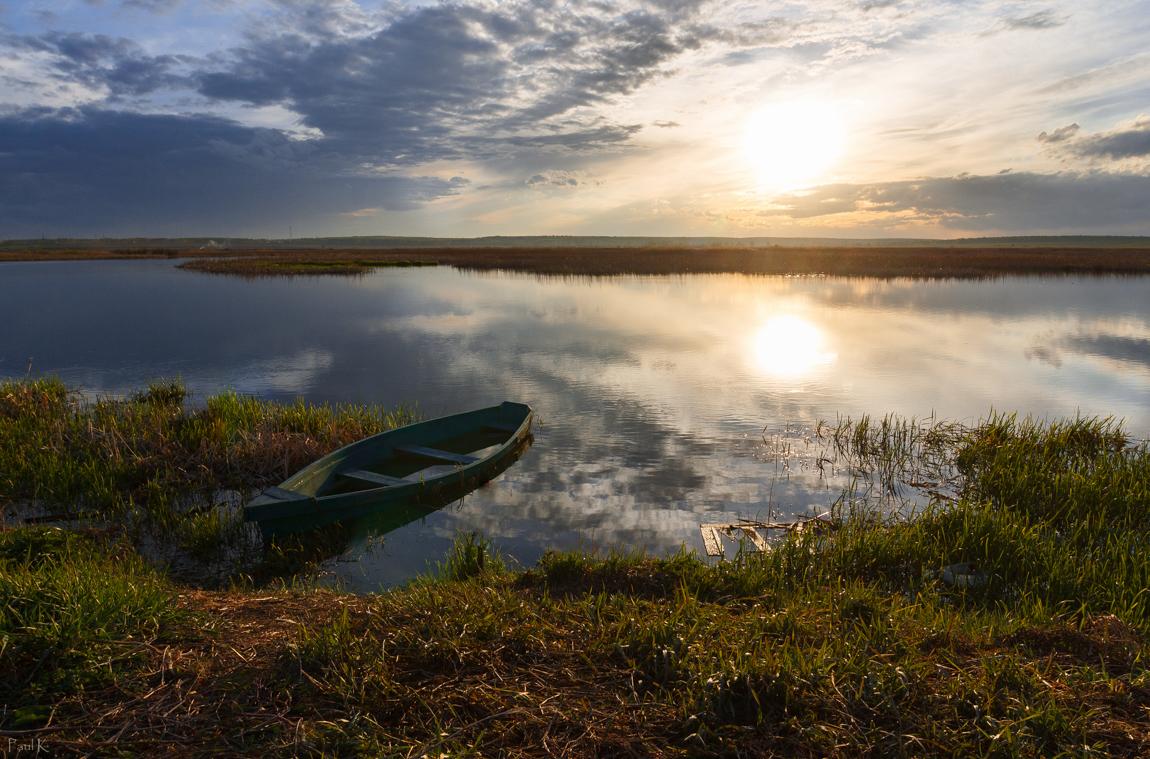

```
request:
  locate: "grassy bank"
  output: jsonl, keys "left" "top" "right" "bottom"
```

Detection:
{"left": 1, "top": 382, "right": 1149, "bottom": 755}
{"left": 0, "top": 378, "right": 416, "bottom": 580}
{"left": 5, "top": 244, "right": 1150, "bottom": 278}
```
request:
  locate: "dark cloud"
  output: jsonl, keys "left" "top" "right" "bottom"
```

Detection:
{"left": 500, "top": 123, "right": 643, "bottom": 150}
{"left": 764, "top": 171, "right": 1150, "bottom": 231}
{"left": 5, "top": 31, "right": 190, "bottom": 96}
{"left": 1004, "top": 10, "right": 1065, "bottom": 30}
{"left": 653, "top": 120, "right": 680, "bottom": 128}
{"left": 510, "top": 10, "right": 706, "bottom": 123}
{"left": 1039, "top": 117, "right": 1150, "bottom": 162}
{"left": 1070, "top": 117, "right": 1150, "bottom": 160}
{"left": 122, "top": 0, "right": 181, "bottom": 11}
{"left": 1, "top": 1, "right": 728, "bottom": 234}
{"left": 196, "top": 1, "right": 714, "bottom": 165}
{"left": 526, "top": 171, "right": 579, "bottom": 187}
{"left": 0, "top": 108, "right": 464, "bottom": 237}
{"left": 1037, "top": 123, "right": 1079, "bottom": 143}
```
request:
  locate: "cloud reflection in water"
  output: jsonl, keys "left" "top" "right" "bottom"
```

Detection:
{"left": 2, "top": 261, "right": 1149, "bottom": 589}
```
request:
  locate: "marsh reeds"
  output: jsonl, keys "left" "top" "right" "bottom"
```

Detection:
{"left": 0, "top": 378, "right": 416, "bottom": 580}
{"left": 179, "top": 258, "right": 438, "bottom": 277}
{"left": 8, "top": 244, "right": 1150, "bottom": 278}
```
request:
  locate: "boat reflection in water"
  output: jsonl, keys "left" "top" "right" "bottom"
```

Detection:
{"left": 251, "top": 430, "right": 535, "bottom": 580}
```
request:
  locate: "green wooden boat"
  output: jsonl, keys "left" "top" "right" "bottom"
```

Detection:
{"left": 244, "top": 401, "right": 533, "bottom": 534}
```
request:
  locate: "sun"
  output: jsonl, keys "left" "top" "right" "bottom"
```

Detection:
{"left": 742, "top": 99, "right": 847, "bottom": 192}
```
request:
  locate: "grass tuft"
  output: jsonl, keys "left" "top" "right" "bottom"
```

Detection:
{"left": 437, "top": 532, "right": 506, "bottom": 582}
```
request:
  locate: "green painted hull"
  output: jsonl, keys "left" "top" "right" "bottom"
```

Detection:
{"left": 244, "top": 401, "right": 533, "bottom": 535}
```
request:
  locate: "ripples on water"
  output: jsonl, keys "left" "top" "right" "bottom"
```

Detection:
{"left": 2, "top": 260, "right": 1148, "bottom": 588}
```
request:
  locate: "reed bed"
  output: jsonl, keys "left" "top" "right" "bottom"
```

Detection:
{"left": 172, "top": 245, "right": 1150, "bottom": 279}
{"left": 0, "top": 378, "right": 416, "bottom": 579}
{"left": 8, "top": 244, "right": 1150, "bottom": 278}
{"left": 1, "top": 397, "right": 1147, "bottom": 755}
{"left": 180, "top": 258, "right": 438, "bottom": 277}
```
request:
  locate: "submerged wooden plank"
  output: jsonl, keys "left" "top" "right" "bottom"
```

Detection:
{"left": 395, "top": 445, "right": 479, "bottom": 466}
{"left": 700, "top": 519, "right": 832, "bottom": 558}
{"left": 341, "top": 469, "right": 410, "bottom": 487}
{"left": 738, "top": 526, "right": 771, "bottom": 553}
{"left": 700, "top": 524, "right": 768, "bottom": 556}
{"left": 700, "top": 525, "right": 724, "bottom": 557}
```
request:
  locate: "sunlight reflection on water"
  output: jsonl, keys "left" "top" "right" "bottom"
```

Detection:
{"left": 749, "top": 314, "right": 838, "bottom": 378}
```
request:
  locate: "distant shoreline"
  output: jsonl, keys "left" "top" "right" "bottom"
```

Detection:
{"left": 6, "top": 234, "right": 1150, "bottom": 251}
{"left": 4, "top": 244, "right": 1150, "bottom": 278}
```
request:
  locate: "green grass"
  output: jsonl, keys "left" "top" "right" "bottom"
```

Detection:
{"left": 0, "top": 378, "right": 416, "bottom": 582}
{"left": 1, "top": 383, "right": 1147, "bottom": 754}
{"left": 0, "top": 528, "right": 182, "bottom": 728}
{"left": 0, "top": 378, "right": 416, "bottom": 515}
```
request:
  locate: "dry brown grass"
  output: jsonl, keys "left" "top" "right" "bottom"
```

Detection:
{"left": 23, "top": 587, "right": 677, "bottom": 757}
{"left": 182, "top": 245, "right": 1150, "bottom": 278}
{"left": 5, "top": 244, "right": 1150, "bottom": 277}
{"left": 17, "top": 581, "right": 1149, "bottom": 758}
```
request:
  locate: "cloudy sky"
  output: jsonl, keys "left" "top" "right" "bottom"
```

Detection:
{"left": 1, "top": 0, "right": 1148, "bottom": 238}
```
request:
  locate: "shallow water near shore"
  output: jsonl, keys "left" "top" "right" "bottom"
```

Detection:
{"left": 2, "top": 259, "right": 1149, "bottom": 589}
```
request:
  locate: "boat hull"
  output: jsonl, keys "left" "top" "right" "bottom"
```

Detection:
{"left": 244, "top": 401, "right": 533, "bottom": 535}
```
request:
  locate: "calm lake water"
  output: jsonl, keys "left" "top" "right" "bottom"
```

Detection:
{"left": 3, "top": 260, "right": 1149, "bottom": 589}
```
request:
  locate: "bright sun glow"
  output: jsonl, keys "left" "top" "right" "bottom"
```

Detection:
{"left": 742, "top": 100, "right": 847, "bottom": 192}
{"left": 751, "top": 314, "right": 838, "bottom": 378}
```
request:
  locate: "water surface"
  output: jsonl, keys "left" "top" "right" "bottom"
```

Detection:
{"left": 3, "top": 260, "right": 1148, "bottom": 588}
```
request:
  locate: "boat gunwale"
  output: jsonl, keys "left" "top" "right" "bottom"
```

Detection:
{"left": 243, "top": 401, "right": 533, "bottom": 523}
{"left": 314, "top": 403, "right": 532, "bottom": 500}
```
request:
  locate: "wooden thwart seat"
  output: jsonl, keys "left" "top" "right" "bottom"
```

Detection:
{"left": 482, "top": 422, "right": 520, "bottom": 434}
{"left": 341, "top": 469, "right": 411, "bottom": 487}
{"left": 395, "top": 445, "right": 478, "bottom": 466}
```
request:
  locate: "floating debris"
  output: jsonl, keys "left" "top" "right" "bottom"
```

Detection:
{"left": 700, "top": 514, "right": 833, "bottom": 557}
{"left": 938, "top": 562, "right": 988, "bottom": 588}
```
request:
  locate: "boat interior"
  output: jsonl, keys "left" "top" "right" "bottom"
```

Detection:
{"left": 322, "top": 422, "right": 523, "bottom": 497}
